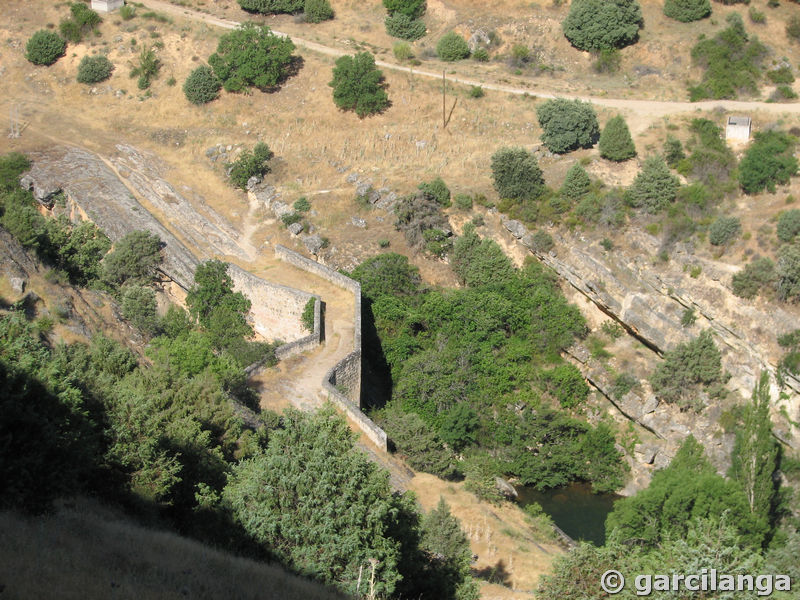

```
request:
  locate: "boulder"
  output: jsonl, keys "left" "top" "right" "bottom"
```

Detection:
{"left": 302, "top": 234, "right": 324, "bottom": 255}
{"left": 502, "top": 218, "right": 527, "bottom": 239}
{"left": 287, "top": 222, "right": 304, "bottom": 236}
{"left": 351, "top": 216, "right": 367, "bottom": 228}
{"left": 494, "top": 476, "right": 518, "bottom": 499}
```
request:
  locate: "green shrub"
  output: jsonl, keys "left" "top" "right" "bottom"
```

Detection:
{"left": 377, "top": 406, "right": 458, "bottom": 478}
{"left": 771, "top": 85, "right": 798, "bottom": 100}
{"left": 611, "top": 372, "right": 638, "bottom": 399}
{"left": 469, "top": 85, "right": 484, "bottom": 98}
{"left": 130, "top": 48, "right": 160, "bottom": 90}
{"left": 237, "top": 0, "right": 304, "bottom": 13}
{"left": 394, "top": 193, "right": 450, "bottom": 251}
{"left": 709, "top": 215, "right": 741, "bottom": 245}
{"left": 293, "top": 197, "right": 311, "bottom": 212}
{"left": 0, "top": 153, "right": 31, "bottom": 193}
{"left": 777, "top": 209, "right": 800, "bottom": 242}
{"left": 59, "top": 19, "right": 82, "bottom": 43}
{"left": 101, "top": 230, "right": 163, "bottom": 287}
{"left": 418, "top": 177, "right": 450, "bottom": 207}
{"left": 787, "top": 15, "right": 800, "bottom": 41}
{"left": 544, "top": 363, "right": 590, "bottom": 408}
{"left": 650, "top": 330, "right": 723, "bottom": 409}
{"left": 536, "top": 98, "right": 600, "bottom": 154}
{"left": 25, "top": 30, "right": 66, "bottom": 66}
{"left": 490, "top": 147, "right": 546, "bottom": 201}
{"left": 562, "top": 0, "right": 643, "bottom": 51}
{"left": 70, "top": 2, "right": 101, "bottom": 28}
{"left": 120, "top": 5, "right": 136, "bottom": 20}
{"left": 383, "top": 0, "right": 426, "bottom": 19}
{"left": 121, "top": 284, "right": 160, "bottom": 336}
{"left": 76, "top": 55, "right": 113, "bottom": 84}
{"left": 228, "top": 142, "right": 274, "bottom": 190}
{"left": 748, "top": 6, "right": 766, "bottom": 23}
{"left": 731, "top": 257, "right": 777, "bottom": 298}
{"left": 560, "top": 164, "right": 591, "bottom": 201}
{"left": 681, "top": 307, "right": 698, "bottom": 327}
{"left": 530, "top": 230, "right": 554, "bottom": 253}
{"left": 454, "top": 194, "right": 473, "bottom": 210}
{"left": 385, "top": 13, "right": 426, "bottom": 41}
{"left": 393, "top": 41, "right": 413, "bottom": 61}
{"left": 739, "top": 130, "right": 798, "bottom": 194}
{"left": 663, "top": 135, "right": 685, "bottom": 167}
{"left": 689, "top": 13, "right": 767, "bottom": 101}
{"left": 304, "top": 0, "right": 333, "bottom": 22}
{"left": 473, "top": 47, "right": 489, "bottom": 61}
{"left": 183, "top": 65, "right": 222, "bottom": 104}
{"left": 767, "top": 65, "right": 795, "bottom": 83}
{"left": 592, "top": 48, "right": 621, "bottom": 73}
{"left": 209, "top": 23, "right": 296, "bottom": 92}
{"left": 329, "top": 52, "right": 389, "bottom": 117}
{"left": 627, "top": 156, "right": 679, "bottom": 213}
{"left": 778, "top": 243, "right": 800, "bottom": 301}
{"left": 599, "top": 115, "right": 636, "bottom": 161}
{"left": 663, "top": 0, "right": 711, "bottom": 22}
{"left": 301, "top": 297, "right": 315, "bottom": 332}
{"left": 436, "top": 32, "right": 470, "bottom": 61}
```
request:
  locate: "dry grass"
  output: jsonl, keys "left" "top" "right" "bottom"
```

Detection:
{"left": 0, "top": 498, "right": 349, "bottom": 600}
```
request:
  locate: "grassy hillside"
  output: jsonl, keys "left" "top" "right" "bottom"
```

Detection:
{"left": 0, "top": 498, "right": 349, "bottom": 600}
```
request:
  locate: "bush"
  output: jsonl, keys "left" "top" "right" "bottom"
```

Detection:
{"left": 490, "top": 147, "right": 546, "bottom": 201}
{"left": 748, "top": 6, "right": 766, "bottom": 23}
{"left": 560, "top": 164, "right": 591, "bottom": 200}
{"left": 530, "top": 230, "right": 554, "bottom": 253}
{"left": 599, "top": 115, "right": 636, "bottom": 161}
{"left": 418, "top": 177, "right": 450, "bottom": 207}
{"left": 454, "top": 194, "right": 473, "bottom": 210}
{"left": 536, "top": 98, "right": 600, "bottom": 154}
{"left": 70, "top": 2, "right": 101, "bottom": 29}
{"left": 304, "top": 0, "right": 333, "bottom": 22}
{"left": 121, "top": 284, "right": 160, "bottom": 336}
{"left": 209, "top": 23, "right": 296, "bottom": 92}
{"left": 383, "top": 0, "right": 426, "bottom": 19}
{"left": 709, "top": 215, "right": 741, "bottom": 245}
{"left": 301, "top": 297, "right": 315, "bottom": 332}
{"left": 739, "top": 131, "right": 798, "bottom": 194}
{"left": 228, "top": 142, "right": 274, "bottom": 190}
{"left": 25, "top": 30, "right": 66, "bottom": 66}
{"left": 778, "top": 243, "right": 800, "bottom": 301}
{"left": 183, "top": 65, "right": 222, "bottom": 105}
{"left": 544, "top": 363, "right": 590, "bottom": 408}
{"left": 385, "top": 13, "right": 426, "bottom": 41}
{"left": 663, "top": 0, "right": 711, "bottom": 22}
{"left": 101, "top": 230, "right": 163, "bottom": 287}
{"left": 767, "top": 65, "right": 794, "bottom": 84}
{"left": 627, "top": 156, "right": 679, "bottom": 213}
{"left": 732, "top": 257, "right": 777, "bottom": 298}
{"left": 120, "top": 5, "right": 136, "bottom": 20}
{"left": 787, "top": 15, "right": 800, "bottom": 42}
{"left": 76, "top": 55, "right": 113, "bottom": 84}
{"left": 130, "top": 48, "right": 160, "bottom": 90}
{"left": 237, "top": 0, "right": 304, "bottom": 13}
{"left": 394, "top": 193, "right": 450, "bottom": 251}
{"left": 664, "top": 135, "right": 685, "bottom": 167}
{"left": 293, "top": 197, "right": 311, "bottom": 212}
{"left": 59, "top": 19, "right": 82, "bottom": 43}
{"left": 562, "top": 0, "right": 643, "bottom": 51}
{"left": 777, "top": 209, "right": 800, "bottom": 242}
{"left": 0, "top": 153, "right": 31, "bottom": 193}
{"left": 469, "top": 85, "right": 485, "bottom": 98}
{"left": 329, "top": 52, "right": 389, "bottom": 117}
{"left": 393, "top": 42, "right": 413, "bottom": 61}
{"left": 650, "top": 330, "right": 723, "bottom": 409}
{"left": 473, "top": 47, "right": 489, "bottom": 61}
{"left": 592, "top": 48, "right": 621, "bottom": 73}
{"left": 436, "top": 32, "right": 470, "bottom": 61}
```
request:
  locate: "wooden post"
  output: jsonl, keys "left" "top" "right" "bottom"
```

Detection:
{"left": 442, "top": 70, "right": 446, "bottom": 129}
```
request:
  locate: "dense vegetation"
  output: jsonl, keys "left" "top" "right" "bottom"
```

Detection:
{"left": 490, "top": 147, "right": 546, "bottom": 201}
{"left": 228, "top": 142, "right": 274, "bottom": 190}
{"left": 536, "top": 98, "right": 600, "bottom": 154}
{"left": 183, "top": 65, "right": 222, "bottom": 105}
{"left": 626, "top": 155, "right": 679, "bottom": 213}
{"left": 209, "top": 23, "right": 296, "bottom": 92}
{"left": 76, "top": 55, "right": 114, "bottom": 84}
{"left": 383, "top": 0, "right": 426, "bottom": 40}
{"left": 237, "top": 0, "right": 304, "bottom": 14}
{"left": 562, "top": 0, "right": 643, "bottom": 51}
{"left": 25, "top": 30, "right": 66, "bottom": 66}
{"left": 598, "top": 115, "right": 636, "bottom": 162}
{"left": 663, "top": 0, "right": 711, "bottom": 22}
{"left": 436, "top": 32, "right": 471, "bottom": 61}
{"left": 329, "top": 52, "right": 390, "bottom": 117}
{"left": 739, "top": 131, "right": 798, "bottom": 194}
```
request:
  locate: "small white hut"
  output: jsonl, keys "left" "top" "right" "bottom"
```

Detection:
{"left": 91, "top": 0, "right": 124, "bottom": 12}
{"left": 725, "top": 116, "right": 751, "bottom": 143}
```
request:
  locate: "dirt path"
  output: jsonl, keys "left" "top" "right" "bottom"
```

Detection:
{"left": 140, "top": 0, "right": 800, "bottom": 128}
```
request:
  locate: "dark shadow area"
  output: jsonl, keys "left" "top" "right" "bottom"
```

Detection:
{"left": 472, "top": 560, "right": 512, "bottom": 586}
{"left": 359, "top": 297, "right": 392, "bottom": 411}
{"left": 261, "top": 55, "right": 305, "bottom": 94}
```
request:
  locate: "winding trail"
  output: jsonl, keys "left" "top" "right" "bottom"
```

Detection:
{"left": 140, "top": 0, "right": 800, "bottom": 124}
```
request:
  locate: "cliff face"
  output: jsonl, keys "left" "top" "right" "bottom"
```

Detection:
{"left": 498, "top": 217, "right": 800, "bottom": 492}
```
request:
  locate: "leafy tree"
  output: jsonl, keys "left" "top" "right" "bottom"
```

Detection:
{"left": 385, "top": 13, "right": 427, "bottom": 40}
{"left": 209, "top": 23, "right": 296, "bottom": 92}
{"left": 777, "top": 209, "right": 800, "bottom": 242}
{"left": 543, "top": 363, "right": 590, "bottom": 408}
{"left": 732, "top": 257, "right": 777, "bottom": 299}
{"left": 121, "top": 284, "right": 160, "bottom": 336}
{"left": 709, "top": 215, "right": 742, "bottom": 246}
{"left": 627, "top": 156, "right": 679, "bottom": 213}
{"left": 439, "top": 403, "right": 479, "bottom": 450}
{"left": 728, "top": 372, "right": 780, "bottom": 526}
{"left": 0, "top": 153, "right": 31, "bottom": 193}
{"left": 560, "top": 163, "right": 591, "bottom": 201}
{"left": 76, "top": 55, "right": 114, "bottom": 84}
{"left": 562, "top": 0, "right": 643, "bottom": 51}
{"left": 664, "top": 135, "right": 685, "bottom": 167}
{"left": 393, "top": 193, "right": 450, "bottom": 252}
{"left": 383, "top": 0, "right": 426, "bottom": 18}
{"left": 304, "top": 0, "right": 334, "bottom": 22}
{"left": 650, "top": 330, "right": 723, "bottom": 409}
{"left": 451, "top": 224, "right": 515, "bottom": 288}
{"left": 350, "top": 253, "right": 421, "bottom": 298}
{"left": 418, "top": 176, "right": 451, "bottom": 207}
{"left": 237, "top": 0, "right": 304, "bottom": 13}
{"left": 490, "top": 147, "right": 545, "bottom": 201}
{"left": 777, "top": 242, "right": 800, "bottom": 301}
{"left": 536, "top": 98, "right": 600, "bottom": 154}
{"left": 663, "top": 0, "right": 711, "bottom": 22}
{"left": 101, "top": 230, "right": 163, "bottom": 287}
{"left": 329, "top": 52, "right": 389, "bottom": 117}
{"left": 25, "top": 30, "right": 66, "bottom": 66}
{"left": 598, "top": 115, "right": 636, "bottom": 161}
{"left": 436, "top": 32, "right": 470, "bottom": 61}
{"left": 183, "top": 65, "right": 222, "bottom": 105}
{"left": 223, "top": 407, "right": 414, "bottom": 597}
{"left": 739, "top": 131, "right": 798, "bottom": 194}
{"left": 228, "top": 142, "right": 274, "bottom": 190}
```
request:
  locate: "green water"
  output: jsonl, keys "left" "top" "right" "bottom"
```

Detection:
{"left": 516, "top": 482, "right": 620, "bottom": 546}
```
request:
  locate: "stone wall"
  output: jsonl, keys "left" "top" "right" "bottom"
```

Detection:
{"left": 274, "top": 244, "right": 387, "bottom": 450}
{"left": 274, "top": 296, "right": 322, "bottom": 361}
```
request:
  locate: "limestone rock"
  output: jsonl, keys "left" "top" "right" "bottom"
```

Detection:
{"left": 302, "top": 234, "right": 324, "bottom": 255}
{"left": 287, "top": 222, "right": 304, "bottom": 236}
{"left": 351, "top": 216, "right": 367, "bottom": 228}
{"left": 502, "top": 218, "right": 527, "bottom": 239}
{"left": 494, "top": 476, "right": 518, "bottom": 499}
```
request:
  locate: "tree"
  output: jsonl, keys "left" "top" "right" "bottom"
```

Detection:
{"left": 329, "top": 52, "right": 389, "bottom": 117}
{"left": 598, "top": 115, "right": 636, "bottom": 161}
{"left": 25, "top": 30, "right": 66, "bottom": 66}
{"left": 385, "top": 13, "right": 427, "bottom": 40}
{"left": 560, "top": 164, "right": 591, "bottom": 201}
{"left": 183, "top": 65, "right": 222, "bottom": 105}
{"left": 536, "top": 98, "right": 600, "bottom": 154}
{"left": 76, "top": 55, "right": 113, "bottom": 84}
{"left": 739, "top": 131, "right": 798, "bottom": 194}
{"left": 350, "top": 253, "right": 421, "bottom": 298}
{"left": 436, "top": 32, "right": 470, "bottom": 61}
{"left": 383, "top": 0, "right": 426, "bottom": 18}
{"left": 732, "top": 257, "right": 777, "bottom": 299}
{"left": 378, "top": 406, "right": 457, "bottom": 478}
{"left": 728, "top": 371, "right": 779, "bottom": 525}
{"left": 650, "top": 330, "right": 723, "bottom": 409}
{"left": 237, "top": 0, "right": 304, "bottom": 13}
{"left": 418, "top": 177, "right": 451, "bottom": 207}
{"left": 228, "top": 142, "right": 274, "bottom": 190}
{"left": 490, "top": 147, "right": 545, "bottom": 201}
{"left": 709, "top": 215, "right": 742, "bottom": 246}
{"left": 663, "top": 0, "right": 711, "bottom": 22}
{"left": 304, "top": 0, "right": 333, "bottom": 22}
{"left": 777, "top": 243, "right": 800, "bottom": 301}
{"left": 101, "top": 230, "right": 163, "bottom": 287}
{"left": 663, "top": 135, "right": 685, "bottom": 167}
{"left": 627, "top": 156, "right": 679, "bottom": 213}
{"left": 208, "top": 23, "right": 296, "bottom": 92}
{"left": 439, "top": 404, "right": 479, "bottom": 450}
{"left": 777, "top": 209, "right": 800, "bottom": 243}
{"left": 0, "top": 153, "right": 31, "bottom": 193}
{"left": 562, "top": 0, "right": 643, "bottom": 51}
{"left": 451, "top": 224, "right": 515, "bottom": 288}
{"left": 121, "top": 284, "right": 160, "bottom": 336}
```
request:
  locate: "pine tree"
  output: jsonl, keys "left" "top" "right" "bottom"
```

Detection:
{"left": 560, "top": 164, "right": 591, "bottom": 200}
{"left": 627, "top": 156, "right": 679, "bottom": 213}
{"left": 728, "top": 371, "right": 779, "bottom": 524}
{"left": 599, "top": 115, "right": 636, "bottom": 161}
